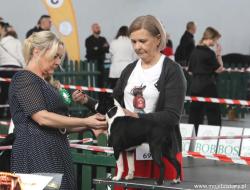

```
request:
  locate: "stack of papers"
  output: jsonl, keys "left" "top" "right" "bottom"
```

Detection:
{"left": 16, "top": 174, "right": 53, "bottom": 190}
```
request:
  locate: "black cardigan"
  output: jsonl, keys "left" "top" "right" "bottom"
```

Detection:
{"left": 87, "top": 57, "right": 187, "bottom": 153}
{"left": 113, "top": 57, "right": 186, "bottom": 152}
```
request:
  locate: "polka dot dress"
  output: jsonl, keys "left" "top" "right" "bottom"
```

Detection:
{"left": 8, "top": 70, "right": 76, "bottom": 190}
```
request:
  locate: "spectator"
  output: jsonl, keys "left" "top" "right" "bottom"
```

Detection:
{"left": 0, "top": 22, "right": 25, "bottom": 118}
{"left": 73, "top": 15, "right": 186, "bottom": 189}
{"left": 85, "top": 22, "right": 109, "bottom": 87}
{"left": 109, "top": 25, "right": 137, "bottom": 89}
{"left": 175, "top": 21, "right": 196, "bottom": 66}
{"left": 0, "top": 21, "right": 5, "bottom": 39}
{"left": 5, "top": 24, "right": 18, "bottom": 38}
{"left": 8, "top": 31, "right": 107, "bottom": 190}
{"left": 188, "top": 26, "right": 224, "bottom": 134}
{"left": 161, "top": 33, "right": 174, "bottom": 59}
{"left": 26, "top": 15, "right": 51, "bottom": 38}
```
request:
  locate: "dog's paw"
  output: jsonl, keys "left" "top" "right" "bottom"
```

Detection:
{"left": 125, "top": 173, "right": 134, "bottom": 180}
{"left": 155, "top": 179, "right": 164, "bottom": 186}
{"left": 112, "top": 176, "right": 121, "bottom": 181}
{"left": 171, "top": 178, "right": 181, "bottom": 184}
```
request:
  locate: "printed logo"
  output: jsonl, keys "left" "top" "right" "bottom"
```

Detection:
{"left": 47, "top": 0, "right": 64, "bottom": 8}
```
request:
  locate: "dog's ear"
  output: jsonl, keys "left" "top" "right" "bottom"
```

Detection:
{"left": 99, "top": 92, "right": 110, "bottom": 101}
{"left": 98, "top": 93, "right": 106, "bottom": 103}
{"left": 96, "top": 92, "right": 112, "bottom": 114}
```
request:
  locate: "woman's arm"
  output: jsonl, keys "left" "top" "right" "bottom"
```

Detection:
{"left": 72, "top": 90, "right": 97, "bottom": 112}
{"left": 215, "top": 55, "right": 224, "bottom": 73}
{"left": 215, "top": 43, "right": 224, "bottom": 73}
{"left": 32, "top": 110, "right": 107, "bottom": 130}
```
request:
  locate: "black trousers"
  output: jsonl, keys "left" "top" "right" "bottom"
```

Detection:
{"left": 0, "top": 65, "right": 21, "bottom": 118}
{"left": 188, "top": 83, "right": 221, "bottom": 135}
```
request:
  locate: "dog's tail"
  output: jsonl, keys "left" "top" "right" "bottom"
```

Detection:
{"left": 162, "top": 134, "right": 178, "bottom": 158}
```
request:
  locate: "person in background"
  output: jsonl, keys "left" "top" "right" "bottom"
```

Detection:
{"left": 161, "top": 33, "right": 174, "bottom": 59}
{"left": 73, "top": 15, "right": 186, "bottom": 190}
{"left": 0, "top": 22, "right": 25, "bottom": 119}
{"left": 85, "top": 22, "right": 109, "bottom": 87}
{"left": 188, "top": 27, "right": 224, "bottom": 135}
{"left": 3, "top": 23, "right": 18, "bottom": 39}
{"left": 26, "top": 14, "right": 51, "bottom": 38}
{"left": 109, "top": 25, "right": 137, "bottom": 89}
{"left": 0, "top": 21, "right": 6, "bottom": 39}
{"left": 175, "top": 21, "right": 196, "bottom": 67}
{"left": 8, "top": 31, "right": 107, "bottom": 190}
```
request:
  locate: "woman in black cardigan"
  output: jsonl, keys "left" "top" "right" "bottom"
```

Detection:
{"left": 72, "top": 15, "right": 186, "bottom": 187}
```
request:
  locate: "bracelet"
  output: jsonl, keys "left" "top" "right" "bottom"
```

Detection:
{"left": 59, "top": 128, "right": 67, "bottom": 134}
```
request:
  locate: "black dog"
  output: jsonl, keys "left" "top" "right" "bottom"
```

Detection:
{"left": 95, "top": 94, "right": 181, "bottom": 185}
{"left": 222, "top": 53, "right": 250, "bottom": 67}
{"left": 0, "top": 133, "right": 14, "bottom": 172}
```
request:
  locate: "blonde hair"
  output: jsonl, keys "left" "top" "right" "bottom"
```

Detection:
{"left": 23, "top": 31, "right": 64, "bottom": 63}
{"left": 199, "top": 27, "right": 221, "bottom": 44}
{"left": 128, "top": 15, "right": 166, "bottom": 50}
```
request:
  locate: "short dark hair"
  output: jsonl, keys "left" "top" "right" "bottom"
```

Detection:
{"left": 37, "top": 15, "right": 51, "bottom": 25}
{"left": 186, "top": 21, "right": 195, "bottom": 31}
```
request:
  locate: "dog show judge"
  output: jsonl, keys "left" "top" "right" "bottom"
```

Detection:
{"left": 72, "top": 15, "right": 187, "bottom": 189}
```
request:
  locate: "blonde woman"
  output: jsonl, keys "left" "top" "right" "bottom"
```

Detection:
{"left": 188, "top": 27, "right": 224, "bottom": 134}
{"left": 8, "top": 31, "right": 107, "bottom": 190}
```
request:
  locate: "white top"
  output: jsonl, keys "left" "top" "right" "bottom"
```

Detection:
{"left": 109, "top": 36, "right": 137, "bottom": 78}
{"left": 124, "top": 54, "right": 165, "bottom": 113}
{"left": 0, "top": 36, "right": 25, "bottom": 67}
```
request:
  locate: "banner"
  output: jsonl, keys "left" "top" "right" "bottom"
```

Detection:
{"left": 217, "top": 126, "right": 243, "bottom": 156}
{"left": 180, "top": 123, "right": 194, "bottom": 152}
{"left": 42, "top": 0, "right": 80, "bottom": 61}
{"left": 241, "top": 128, "right": 250, "bottom": 156}
{"left": 194, "top": 125, "right": 220, "bottom": 154}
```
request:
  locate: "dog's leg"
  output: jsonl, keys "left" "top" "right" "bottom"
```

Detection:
{"left": 166, "top": 156, "right": 181, "bottom": 184}
{"left": 112, "top": 152, "right": 124, "bottom": 181}
{"left": 125, "top": 151, "right": 134, "bottom": 180}
{"left": 150, "top": 146, "right": 165, "bottom": 185}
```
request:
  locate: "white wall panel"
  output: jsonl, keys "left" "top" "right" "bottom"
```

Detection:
{"left": 1, "top": 0, "right": 250, "bottom": 59}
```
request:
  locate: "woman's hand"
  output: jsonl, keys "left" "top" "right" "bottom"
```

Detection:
{"left": 91, "top": 128, "right": 108, "bottom": 137}
{"left": 215, "top": 43, "right": 222, "bottom": 57}
{"left": 123, "top": 109, "right": 139, "bottom": 118}
{"left": 85, "top": 114, "right": 107, "bottom": 129}
{"left": 72, "top": 90, "right": 88, "bottom": 104}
